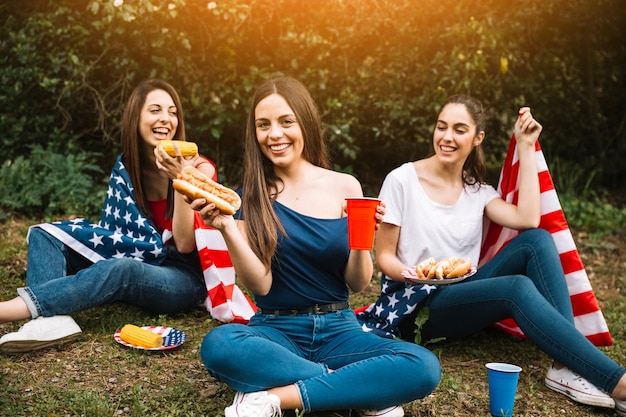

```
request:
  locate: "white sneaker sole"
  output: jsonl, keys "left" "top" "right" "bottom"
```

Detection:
{"left": 357, "top": 406, "right": 404, "bottom": 417}
{"left": 545, "top": 376, "right": 615, "bottom": 408}
{"left": 0, "top": 331, "right": 81, "bottom": 354}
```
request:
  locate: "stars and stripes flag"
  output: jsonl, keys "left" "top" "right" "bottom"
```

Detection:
{"left": 192, "top": 215, "right": 257, "bottom": 323}
{"left": 355, "top": 274, "right": 439, "bottom": 339}
{"left": 32, "top": 155, "right": 167, "bottom": 265}
{"left": 31, "top": 154, "right": 256, "bottom": 323}
{"left": 480, "top": 136, "right": 612, "bottom": 346}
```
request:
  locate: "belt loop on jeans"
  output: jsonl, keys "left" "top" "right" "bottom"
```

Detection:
{"left": 259, "top": 301, "right": 350, "bottom": 316}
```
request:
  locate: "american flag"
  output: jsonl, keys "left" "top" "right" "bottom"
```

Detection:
{"left": 356, "top": 275, "right": 439, "bottom": 339}
{"left": 480, "top": 136, "right": 612, "bottom": 346}
{"left": 32, "top": 155, "right": 166, "bottom": 265}
{"left": 193, "top": 216, "right": 257, "bottom": 323}
{"left": 31, "top": 154, "right": 256, "bottom": 324}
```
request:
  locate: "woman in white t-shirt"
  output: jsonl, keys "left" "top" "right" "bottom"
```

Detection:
{"left": 357, "top": 95, "right": 626, "bottom": 414}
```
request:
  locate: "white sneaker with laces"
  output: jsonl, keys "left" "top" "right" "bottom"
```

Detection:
{"left": 0, "top": 315, "right": 82, "bottom": 354}
{"left": 358, "top": 405, "right": 404, "bottom": 416}
{"left": 616, "top": 399, "right": 626, "bottom": 416}
{"left": 544, "top": 365, "right": 615, "bottom": 408}
{"left": 224, "top": 391, "right": 281, "bottom": 417}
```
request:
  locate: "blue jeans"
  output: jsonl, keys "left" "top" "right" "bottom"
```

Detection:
{"left": 18, "top": 227, "right": 207, "bottom": 318}
{"left": 201, "top": 308, "right": 440, "bottom": 412}
{"left": 399, "top": 229, "right": 625, "bottom": 394}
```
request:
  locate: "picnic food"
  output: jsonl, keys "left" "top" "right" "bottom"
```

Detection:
{"left": 172, "top": 166, "right": 241, "bottom": 215}
{"left": 415, "top": 257, "right": 439, "bottom": 280}
{"left": 415, "top": 256, "right": 472, "bottom": 280}
{"left": 159, "top": 140, "right": 198, "bottom": 157}
{"left": 119, "top": 324, "right": 164, "bottom": 348}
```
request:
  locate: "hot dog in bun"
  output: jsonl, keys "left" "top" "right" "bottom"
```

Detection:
{"left": 172, "top": 166, "right": 241, "bottom": 215}
{"left": 415, "top": 257, "right": 438, "bottom": 280}
{"left": 415, "top": 256, "right": 472, "bottom": 280}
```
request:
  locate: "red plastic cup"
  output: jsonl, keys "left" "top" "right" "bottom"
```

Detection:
{"left": 346, "top": 197, "right": 381, "bottom": 250}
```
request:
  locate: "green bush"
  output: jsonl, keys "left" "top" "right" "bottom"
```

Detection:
{"left": 1, "top": 0, "right": 625, "bottom": 216}
{"left": 560, "top": 191, "right": 626, "bottom": 238}
{"left": 0, "top": 146, "right": 105, "bottom": 219}
{"left": 549, "top": 156, "right": 625, "bottom": 237}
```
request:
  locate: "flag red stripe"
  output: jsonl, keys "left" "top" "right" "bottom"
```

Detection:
{"left": 538, "top": 170, "right": 554, "bottom": 192}
{"left": 571, "top": 291, "right": 601, "bottom": 316}
{"left": 208, "top": 284, "right": 228, "bottom": 307}
{"left": 586, "top": 333, "right": 612, "bottom": 347}
{"left": 559, "top": 250, "right": 584, "bottom": 275}
{"left": 538, "top": 211, "right": 568, "bottom": 234}
{"left": 480, "top": 135, "right": 612, "bottom": 346}
{"left": 202, "top": 248, "right": 233, "bottom": 269}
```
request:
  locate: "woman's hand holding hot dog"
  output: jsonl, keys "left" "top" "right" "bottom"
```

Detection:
{"left": 189, "top": 197, "right": 236, "bottom": 231}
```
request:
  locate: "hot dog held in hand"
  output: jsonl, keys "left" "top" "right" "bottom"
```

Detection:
{"left": 172, "top": 166, "right": 241, "bottom": 215}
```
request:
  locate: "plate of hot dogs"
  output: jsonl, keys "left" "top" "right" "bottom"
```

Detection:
{"left": 402, "top": 256, "right": 476, "bottom": 285}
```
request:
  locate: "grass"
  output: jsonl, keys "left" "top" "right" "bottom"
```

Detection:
{"left": 1, "top": 216, "right": 625, "bottom": 416}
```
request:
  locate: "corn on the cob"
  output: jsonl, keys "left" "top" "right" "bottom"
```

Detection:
{"left": 159, "top": 140, "right": 198, "bottom": 157}
{"left": 120, "top": 324, "right": 164, "bottom": 348}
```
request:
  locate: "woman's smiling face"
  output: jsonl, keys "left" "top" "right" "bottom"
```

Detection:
{"left": 139, "top": 89, "right": 178, "bottom": 150}
{"left": 254, "top": 93, "right": 304, "bottom": 168}
{"left": 433, "top": 103, "right": 484, "bottom": 164}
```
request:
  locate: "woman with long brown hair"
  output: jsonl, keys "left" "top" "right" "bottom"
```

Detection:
{"left": 0, "top": 79, "right": 214, "bottom": 353}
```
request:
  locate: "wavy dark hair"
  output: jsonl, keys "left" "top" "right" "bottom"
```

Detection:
{"left": 242, "top": 76, "right": 330, "bottom": 269}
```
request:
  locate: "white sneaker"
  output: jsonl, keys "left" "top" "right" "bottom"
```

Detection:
{"left": 544, "top": 365, "right": 615, "bottom": 408}
{"left": 616, "top": 399, "right": 626, "bottom": 416}
{"left": 224, "top": 391, "right": 281, "bottom": 417}
{"left": 0, "top": 315, "right": 82, "bottom": 354}
{"left": 358, "top": 405, "right": 404, "bottom": 416}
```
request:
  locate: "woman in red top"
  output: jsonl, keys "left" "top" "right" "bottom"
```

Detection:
{"left": 0, "top": 79, "right": 214, "bottom": 353}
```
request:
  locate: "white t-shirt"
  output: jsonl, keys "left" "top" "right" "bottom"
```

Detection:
{"left": 379, "top": 162, "right": 500, "bottom": 267}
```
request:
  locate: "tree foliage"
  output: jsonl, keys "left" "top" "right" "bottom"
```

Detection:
{"left": 1, "top": 0, "right": 624, "bottom": 217}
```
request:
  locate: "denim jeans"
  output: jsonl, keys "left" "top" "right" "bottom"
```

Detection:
{"left": 201, "top": 308, "right": 441, "bottom": 412}
{"left": 18, "top": 227, "right": 207, "bottom": 318}
{"left": 399, "top": 228, "right": 625, "bottom": 394}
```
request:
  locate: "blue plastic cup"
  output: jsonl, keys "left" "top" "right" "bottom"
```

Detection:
{"left": 486, "top": 363, "right": 522, "bottom": 416}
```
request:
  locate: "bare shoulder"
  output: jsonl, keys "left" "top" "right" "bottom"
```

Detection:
{"left": 324, "top": 169, "right": 363, "bottom": 197}
{"left": 194, "top": 156, "right": 217, "bottom": 179}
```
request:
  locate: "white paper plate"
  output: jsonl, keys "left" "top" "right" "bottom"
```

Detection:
{"left": 114, "top": 325, "right": 186, "bottom": 351}
{"left": 402, "top": 267, "right": 477, "bottom": 285}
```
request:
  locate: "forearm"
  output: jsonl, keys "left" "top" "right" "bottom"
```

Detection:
{"left": 219, "top": 220, "right": 273, "bottom": 296}
{"left": 171, "top": 192, "right": 197, "bottom": 253}
{"left": 512, "top": 106, "right": 543, "bottom": 227}
{"left": 376, "top": 250, "right": 410, "bottom": 282}
{"left": 516, "top": 143, "right": 541, "bottom": 227}
{"left": 344, "top": 250, "right": 374, "bottom": 293}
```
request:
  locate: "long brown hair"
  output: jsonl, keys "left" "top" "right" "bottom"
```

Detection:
{"left": 120, "top": 79, "right": 186, "bottom": 218}
{"left": 242, "top": 76, "right": 330, "bottom": 269}
{"left": 437, "top": 95, "right": 487, "bottom": 186}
